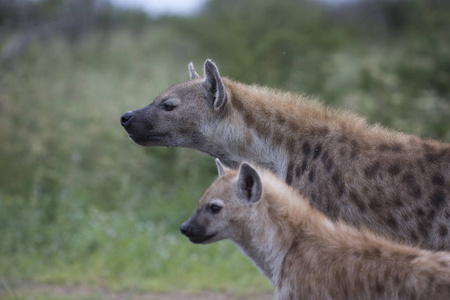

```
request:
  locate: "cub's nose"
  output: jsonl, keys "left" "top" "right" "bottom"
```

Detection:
{"left": 120, "top": 111, "right": 133, "bottom": 127}
{"left": 180, "top": 223, "right": 192, "bottom": 236}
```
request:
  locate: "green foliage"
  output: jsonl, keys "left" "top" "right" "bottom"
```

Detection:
{"left": 317, "top": 44, "right": 450, "bottom": 140}
{"left": 0, "top": 0, "right": 449, "bottom": 297}
{"left": 0, "top": 29, "right": 271, "bottom": 294}
{"left": 174, "top": 0, "right": 348, "bottom": 86}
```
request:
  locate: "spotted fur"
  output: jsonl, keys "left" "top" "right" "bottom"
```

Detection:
{"left": 121, "top": 59, "right": 450, "bottom": 250}
{"left": 181, "top": 161, "right": 450, "bottom": 300}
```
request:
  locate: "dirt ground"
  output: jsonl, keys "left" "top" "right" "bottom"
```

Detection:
{"left": 0, "top": 280, "right": 273, "bottom": 300}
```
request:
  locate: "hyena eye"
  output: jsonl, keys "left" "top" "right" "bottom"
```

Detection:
{"left": 162, "top": 103, "right": 176, "bottom": 111}
{"left": 209, "top": 204, "right": 222, "bottom": 214}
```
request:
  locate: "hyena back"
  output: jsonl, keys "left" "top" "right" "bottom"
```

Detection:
{"left": 181, "top": 160, "right": 450, "bottom": 300}
{"left": 121, "top": 59, "right": 450, "bottom": 250}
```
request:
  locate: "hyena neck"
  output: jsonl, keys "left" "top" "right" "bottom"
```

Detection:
{"left": 201, "top": 123, "right": 288, "bottom": 170}
{"left": 233, "top": 172, "right": 312, "bottom": 284}
{"left": 203, "top": 78, "right": 356, "bottom": 173}
{"left": 233, "top": 210, "right": 291, "bottom": 284}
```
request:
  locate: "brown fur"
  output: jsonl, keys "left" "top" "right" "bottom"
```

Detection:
{"left": 122, "top": 59, "right": 450, "bottom": 250}
{"left": 182, "top": 162, "right": 450, "bottom": 299}
{"left": 224, "top": 78, "right": 450, "bottom": 250}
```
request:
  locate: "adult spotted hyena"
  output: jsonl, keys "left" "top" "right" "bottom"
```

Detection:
{"left": 121, "top": 59, "right": 450, "bottom": 250}
{"left": 181, "top": 160, "right": 450, "bottom": 300}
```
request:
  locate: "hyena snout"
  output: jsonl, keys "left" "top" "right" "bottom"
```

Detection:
{"left": 120, "top": 111, "right": 134, "bottom": 127}
{"left": 180, "top": 216, "right": 217, "bottom": 244}
{"left": 180, "top": 221, "right": 192, "bottom": 236}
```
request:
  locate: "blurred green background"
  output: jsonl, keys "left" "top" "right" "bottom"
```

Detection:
{"left": 0, "top": 0, "right": 449, "bottom": 298}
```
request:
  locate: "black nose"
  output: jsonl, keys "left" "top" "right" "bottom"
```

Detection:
{"left": 120, "top": 111, "right": 133, "bottom": 127}
{"left": 180, "top": 223, "right": 191, "bottom": 236}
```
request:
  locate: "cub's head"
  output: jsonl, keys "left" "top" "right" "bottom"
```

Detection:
{"left": 180, "top": 160, "right": 263, "bottom": 244}
{"left": 120, "top": 59, "right": 228, "bottom": 149}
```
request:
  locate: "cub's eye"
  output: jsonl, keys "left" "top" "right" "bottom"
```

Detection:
{"left": 162, "top": 103, "right": 176, "bottom": 111}
{"left": 210, "top": 204, "right": 222, "bottom": 214}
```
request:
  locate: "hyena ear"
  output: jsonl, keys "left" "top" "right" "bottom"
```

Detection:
{"left": 188, "top": 62, "right": 200, "bottom": 80}
{"left": 203, "top": 59, "right": 227, "bottom": 111}
{"left": 215, "top": 158, "right": 229, "bottom": 177}
{"left": 237, "top": 162, "right": 262, "bottom": 204}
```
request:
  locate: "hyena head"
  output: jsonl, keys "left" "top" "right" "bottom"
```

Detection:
{"left": 120, "top": 59, "right": 228, "bottom": 149}
{"left": 180, "top": 159, "right": 262, "bottom": 244}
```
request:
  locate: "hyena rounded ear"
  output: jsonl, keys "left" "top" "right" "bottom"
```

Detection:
{"left": 237, "top": 162, "right": 262, "bottom": 204}
{"left": 203, "top": 59, "right": 227, "bottom": 111}
{"left": 215, "top": 158, "right": 229, "bottom": 177}
{"left": 188, "top": 62, "right": 200, "bottom": 80}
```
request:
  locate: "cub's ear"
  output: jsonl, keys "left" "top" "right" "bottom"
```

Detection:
{"left": 215, "top": 158, "right": 230, "bottom": 177}
{"left": 237, "top": 162, "right": 262, "bottom": 204}
{"left": 203, "top": 59, "right": 227, "bottom": 111}
{"left": 188, "top": 62, "right": 200, "bottom": 80}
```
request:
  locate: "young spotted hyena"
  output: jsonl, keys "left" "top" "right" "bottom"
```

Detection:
{"left": 181, "top": 160, "right": 450, "bottom": 300}
{"left": 121, "top": 59, "right": 450, "bottom": 250}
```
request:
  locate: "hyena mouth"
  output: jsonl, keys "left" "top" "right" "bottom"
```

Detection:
{"left": 189, "top": 232, "right": 217, "bottom": 244}
{"left": 128, "top": 134, "right": 167, "bottom": 145}
{"left": 144, "top": 135, "right": 166, "bottom": 141}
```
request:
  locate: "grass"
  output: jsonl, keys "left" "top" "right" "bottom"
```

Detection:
{"left": 0, "top": 27, "right": 272, "bottom": 297}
